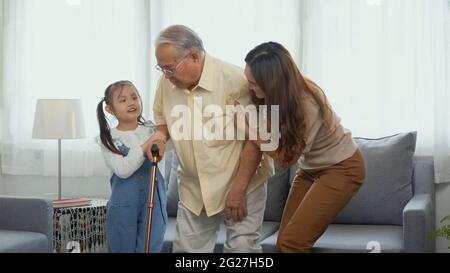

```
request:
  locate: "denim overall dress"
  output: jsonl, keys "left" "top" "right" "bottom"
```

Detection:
{"left": 106, "top": 144, "right": 168, "bottom": 253}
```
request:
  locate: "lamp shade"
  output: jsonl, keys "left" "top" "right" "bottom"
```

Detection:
{"left": 32, "top": 99, "right": 85, "bottom": 139}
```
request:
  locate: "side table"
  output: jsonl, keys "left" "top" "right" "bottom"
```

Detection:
{"left": 53, "top": 199, "right": 108, "bottom": 253}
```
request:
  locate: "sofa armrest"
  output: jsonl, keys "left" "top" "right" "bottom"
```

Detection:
{"left": 0, "top": 196, "right": 53, "bottom": 252}
{"left": 412, "top": 157, "right": 435, "bottom": 196}
{"left": 403, "top": 194, "right": 435, "bottom": 253}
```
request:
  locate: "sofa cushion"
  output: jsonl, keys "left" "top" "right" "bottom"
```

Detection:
{"left": 0, "top": 229, "right": 49, "bottom": 253}
{"left": 260, "top": 224, "right": 404, "bottom": 253}
{"left": 333, "top": 132, "right": 416, "bottom": 225}
{"left": 264, "top": 163, "right": 291, "bottom": 222}
{"left": 313, "top": 224, "right": 404, "bottom": 253}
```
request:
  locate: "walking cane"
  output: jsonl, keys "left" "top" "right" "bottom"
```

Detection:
{"left": 145, "top": 144, "right": 159, "bottom": 253}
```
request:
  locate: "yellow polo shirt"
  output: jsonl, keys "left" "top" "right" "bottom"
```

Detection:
{"left": 153, "top": 54, "right": 274, "bottom": 217}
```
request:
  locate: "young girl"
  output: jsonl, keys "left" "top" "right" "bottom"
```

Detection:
{"left": 96, "top": 80, "right": 167, "bottom": 253}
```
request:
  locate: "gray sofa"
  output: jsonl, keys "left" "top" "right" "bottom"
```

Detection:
{"left": 161, "top": 131, "right": 436, "bottom": 253}
{"left": 0, "top": 196, "right": 53, "bottom": 253}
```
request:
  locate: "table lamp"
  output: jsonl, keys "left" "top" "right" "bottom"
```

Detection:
{"left": 32, "top": 99, "right": 85, "bottom": 200}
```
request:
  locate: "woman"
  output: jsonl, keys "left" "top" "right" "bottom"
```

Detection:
{"left": 243, "top": 42, "right": 366, "bottom": 253}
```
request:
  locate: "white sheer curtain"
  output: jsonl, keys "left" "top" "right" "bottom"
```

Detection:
{"left": 1, "top": 0, "right": 300, "bottom": 178}
{"left": 300, "top": 0, "right": 450, "bottom": 183}
{"left": 2, "top": 0, "right": 449, "bottom": 184}
{"left": 1, "top": 0, "right": 150, "bottom": 176}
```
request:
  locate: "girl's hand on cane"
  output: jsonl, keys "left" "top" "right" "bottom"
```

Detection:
{"left": 143, "top": 138, "right": 165, "bottom": 162}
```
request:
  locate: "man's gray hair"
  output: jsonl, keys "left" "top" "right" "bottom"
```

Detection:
{"left": 156, "top": 25, "right": 205, "bottom": 56}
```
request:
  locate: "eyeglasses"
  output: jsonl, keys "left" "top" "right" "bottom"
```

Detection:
{"left": 155, "top": 55, "right": 188, "bottom": 76}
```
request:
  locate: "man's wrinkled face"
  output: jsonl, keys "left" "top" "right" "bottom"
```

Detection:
{"left": 156, "top": 44, "right": 195, "bottom": 89}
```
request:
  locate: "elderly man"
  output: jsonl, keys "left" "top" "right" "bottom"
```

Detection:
{"left": 149, "top": 25, "right": 274, "bottom": 253}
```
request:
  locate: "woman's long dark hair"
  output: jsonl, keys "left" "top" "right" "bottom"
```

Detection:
{"left": 245, "top": 42, "right": 334, "bottom": 164}
{"left": 96, "top": 80, "right": 145, "bottom": 155}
